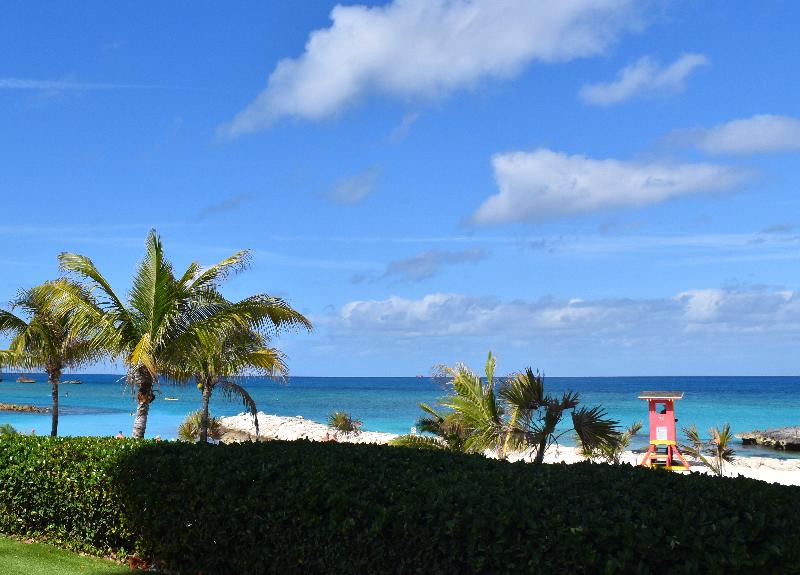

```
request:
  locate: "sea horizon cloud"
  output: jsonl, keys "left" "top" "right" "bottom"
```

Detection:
{"left": 328, "top": 288, "right": 800, "bottom": 339}
{"left": 220, "top": 0, "right": 642, "bottom": 136}
{"left": 471, "top": 148, "right": 748, "bottom": 225}
{"left": 680, "top": 114, "right": 800, "bottom": 155}
{"left": 580, "top": 53, "right": 709, "bottom": 105}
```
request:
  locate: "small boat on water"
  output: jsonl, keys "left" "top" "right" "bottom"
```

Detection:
{"left": 16, "top": 377, "right": 36, "bottom": 383}
{"left": 164, "top": 397, "right": 179, "bottom": 401}
{"left": 62, "top": 380, "right": 83, "bottom": 385}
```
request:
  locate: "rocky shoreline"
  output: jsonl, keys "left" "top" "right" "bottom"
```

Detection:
{"left": 736, "top": 427, "right": 800, "bottom": 451}
{"left": 0, "top": 402, "right": 49, "bottom": 414}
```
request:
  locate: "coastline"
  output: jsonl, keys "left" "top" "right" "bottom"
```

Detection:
{"left": 220, "top": 412, "right": 800, "bottom": 487}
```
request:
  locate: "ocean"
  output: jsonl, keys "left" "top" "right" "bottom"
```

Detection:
{"left": 0, "top": 373, "right": 798, "bottom": 459}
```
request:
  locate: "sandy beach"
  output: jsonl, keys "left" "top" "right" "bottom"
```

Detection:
{"left": 220, "top": 412, "right": 800, "bottom": 487}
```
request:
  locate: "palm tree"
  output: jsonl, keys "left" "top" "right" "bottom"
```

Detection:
{"left": 681, "top": 424, "right": 736, "bottom": 476}
{"left": 175, "top": 326, "right": 292, "bottom": 443}
{"left": 389, "top": 403, "right": 470, "bottom": 451}
{"left": 402, "top": 352, "right": 620, "bottom": 464}
{"left": 47, "top": 230, "right": 311, "bottom": 438}
{"left": 0, "top": 286, "right": 100, "bottom": 436}
{"left": 577, "top": 420, "right": 643, "bottom": 464}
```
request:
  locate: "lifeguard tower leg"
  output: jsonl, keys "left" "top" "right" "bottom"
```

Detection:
{"left": 640, "top": 444, "right": 656, "bottom": 467}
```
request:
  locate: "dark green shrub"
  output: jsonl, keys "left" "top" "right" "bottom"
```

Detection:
{"left": 327, "top": 410, "right": 362, "bottom": 435}
{"left": 1, "top": 436, "right": 799, "bottom": 573}
{"left": 116, "top": 441, "right": 800, "bottom": 575}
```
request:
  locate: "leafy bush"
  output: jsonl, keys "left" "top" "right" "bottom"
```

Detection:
{"left": 0, "top": 423, "right": 17, "bottom": 436}
{"left": 0, "top": 435, "right": 146, "bottom": 557}
{"left": 327, "top": 411, "right": 362, "bottom": 435}
{"left": 1, "top": 436, "right": 799, "bottom": 573}
{"left": 177, "top": 410, "right": 222, "bottom": 442}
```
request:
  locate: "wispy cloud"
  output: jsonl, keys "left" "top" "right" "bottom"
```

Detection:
{"left": 388, "top": 112, "right": 422, "bottom": 142}
{"left": 197, "top": 193, "right": 255, "bottom": 219}
{"left": 325, "top": 167, "right": 381, "bottom": 204}
{"left": 0, "top": 77, "right": 150, "bottom": 91}
{"left": 580, "top": 53, "right": 709, "bottom": 106}
{"left": 219, "top": 0, "right": 643, "bottom": 135}
{"left": 382, "top": 248, "right": 486, "bottom": 282}
{"left": 675, "top": 114, "right": 800, "bottom": 155}
{"left": 471, "top": 148, "right": 748, "bottom": 225}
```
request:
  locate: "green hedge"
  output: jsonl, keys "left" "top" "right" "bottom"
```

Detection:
{"left": 0, "top": 436, "right": 141, "bottom": 556}
{"left": 1, "top": 436, "right": 799, "bottom": 574}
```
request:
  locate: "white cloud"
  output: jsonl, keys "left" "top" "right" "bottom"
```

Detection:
{"left": 220, "top": 0, "right": 642, "bottom": 135}
{"left": 580, "top": 53, "right": 709, "bottom": 105}
{"left": 325, "top": 167, "right": 381, "bottom": 204}
{"left": 328, "top": 288, "right": 800, "bottom": 339}
{"left": 471, "top": 148, "right": 748, "bottom": 225}
{"left": 683, "top": 114, "right": 800, "bottom": 155}
{"left": 383, "top": 248, "right": 486, "bottom": 282}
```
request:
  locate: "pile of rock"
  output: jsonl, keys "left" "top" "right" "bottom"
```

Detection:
{"left": 736, "top": 426, "right": 800, "bottom": 451}
{"left": 0, "top": 402, "right": 49, "bottom": 413}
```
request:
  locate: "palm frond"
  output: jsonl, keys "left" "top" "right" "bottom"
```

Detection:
{"left": 216, "top": 380, "right": 259, "bottom": 436}
{"left": 389, "top": 434, "right": 449, "bottom": 450}
{"left": 571, "top": 406, "right": 619, "bottom": 452}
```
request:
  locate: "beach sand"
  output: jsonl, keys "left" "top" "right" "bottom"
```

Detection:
{"left": 219, "top": 412, "right": 800, "bottom": 486}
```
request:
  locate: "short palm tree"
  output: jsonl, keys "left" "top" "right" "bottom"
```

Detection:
{"left": 681, "top": 424, "right": 736, "bottom": 476}
{"left": 47, "top": 230, "right": 311, "bottom": 438}
{"left": 404, "top": 352, "right": 620, "bottom": 464}
{"left": 389, "top": 403, "right": 470, "bottom": 451}
{"left": 0, "top": 285, "right": 100, "bottom": 436}
{"left": 175, "top": 326, "right": 292, "bottom": 443}
{"left": 577, "top": 420, "right": 643, "bottom": 464}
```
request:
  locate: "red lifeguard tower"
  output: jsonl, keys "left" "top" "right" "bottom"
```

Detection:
{"left": 638, "top": 391, "right": 690, "bottom": 471}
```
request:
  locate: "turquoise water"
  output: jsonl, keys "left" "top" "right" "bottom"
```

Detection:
{"left": 0, "top": 373, "right": 798, "bottom": 458}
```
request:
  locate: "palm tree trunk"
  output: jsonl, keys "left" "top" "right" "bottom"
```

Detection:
{"left": 532, "top": 432, "right": 550, "bottom": 465}
{"left": 49, "top": 369, "right": 61, "bottom": 437}
{"left": 130, "top": 366, "right": 155, "bottom": 438}
{"left": 199, "top": 380, "right": 213, "bottom": 443}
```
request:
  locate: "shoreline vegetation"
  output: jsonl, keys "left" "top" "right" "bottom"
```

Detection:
{"left": 219, "top": 411, "right": 800, "bottom": 486}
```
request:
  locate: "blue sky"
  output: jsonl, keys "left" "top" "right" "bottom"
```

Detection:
{"left": 2, "top": 0, "right": 800, "bottom": 376}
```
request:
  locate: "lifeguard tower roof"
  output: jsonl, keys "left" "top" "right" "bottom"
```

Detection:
{"left": 638, "top": 391, "right": 684, "bottom": 400}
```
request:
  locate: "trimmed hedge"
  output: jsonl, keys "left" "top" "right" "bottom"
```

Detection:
{"left": 1, "top": 436, "right": 800, "bottom": 574}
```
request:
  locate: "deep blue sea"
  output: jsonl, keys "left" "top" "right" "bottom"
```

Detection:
{"left": 1, "top": 373, "right": 798, "bottom": 458}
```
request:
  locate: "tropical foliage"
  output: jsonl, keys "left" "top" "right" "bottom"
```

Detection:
{"left": 178, "top": 410, "right": 222, "bottom": 443}
{"left": 578, "top": 420, "right": 643, "bottom": 464}
{"left": 175, "top": 324, "right": 305, "bottom": 443}
{"left": 389, "top": 403, "right": 469, "bottom": 451}
{"left": 327, "top": 411, "right": 362, "bottom": 436}
{"left": 681, "top": 423, "right": 736, "bottom": 476}
{"left": 45, "top": 230, "right": 310, "bottom": 438}
{"left": 392, "top": 352, "right": 620, "bottom": 463}
{"left": 0, "top": 423, "right": 17, "bottom": 436}
{"left": 0, "top": 286, "right": 101, "bottom": 436}
{"left": 5, "top": 436, "right": 798, "bottom": 573}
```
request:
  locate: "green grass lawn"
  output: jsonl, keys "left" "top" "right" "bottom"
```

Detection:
{"left": 0, "top": 536, "right": 130, "bottom": 575}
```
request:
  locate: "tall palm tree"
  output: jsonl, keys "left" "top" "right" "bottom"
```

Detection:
{"left": 175, "top": 326, "right": 290, "bottom": 443}
{"left": 47, "top": 230, "right": 311, "bottom": 438}
{"left": 402, "top": 352, "right": 620, "bottom": 464}
{"left": 0, "top": 285, "right": 100, "bottom": 436}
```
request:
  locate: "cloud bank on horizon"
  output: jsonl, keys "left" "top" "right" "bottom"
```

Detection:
{"left": 220, "top": 0, "right": 643, "bottom": 136}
